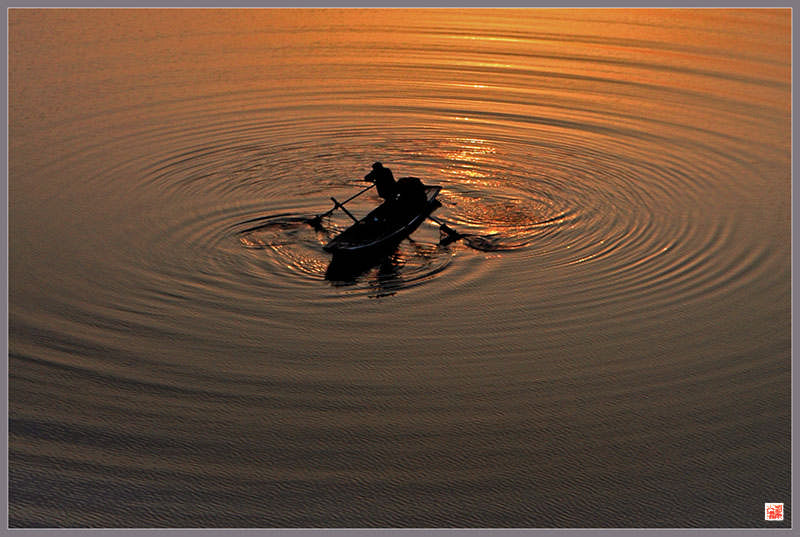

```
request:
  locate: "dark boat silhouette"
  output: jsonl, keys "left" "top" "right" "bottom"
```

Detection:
{"left": 323, "top": 185, "right": 442, "bottom": 257}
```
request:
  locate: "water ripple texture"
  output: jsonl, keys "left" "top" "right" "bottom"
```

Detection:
{"left": 9, "top": 9, "right": 790, "bottom": 528}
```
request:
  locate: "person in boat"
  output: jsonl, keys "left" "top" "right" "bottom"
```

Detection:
{"left": 364, "top": 162, "right": 426, "bottom": 212}
{"left": 364, "top": 162, "right": 397, "bottom": 201}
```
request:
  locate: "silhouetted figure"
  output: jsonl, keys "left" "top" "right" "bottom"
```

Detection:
{"left": 364, "top": 162, "right": 426, "bottom": 212}
{"left": 364, "top": 162, "right": 397, "bottom": 201}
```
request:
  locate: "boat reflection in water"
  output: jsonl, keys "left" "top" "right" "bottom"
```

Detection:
{"left": 325, "top": 239, "right": 447, "bottom": 298}
{"left": 325, "top": 248, "right": 404, "bottom": 298}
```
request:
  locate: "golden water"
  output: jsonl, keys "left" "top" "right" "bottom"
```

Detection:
{"left": 9, "top": 9, "right": 791, "bottom": 527}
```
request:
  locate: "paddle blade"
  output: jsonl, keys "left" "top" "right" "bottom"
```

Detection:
{"left": 438, "top": 223, "right": 463, "bottom": 245}
{"left": 307, "top": 215, "right": 325, "bottom": 230}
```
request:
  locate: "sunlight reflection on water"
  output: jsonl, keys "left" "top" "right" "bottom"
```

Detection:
{"left": 9, "top": 8, "right": 790, "bottom": 528}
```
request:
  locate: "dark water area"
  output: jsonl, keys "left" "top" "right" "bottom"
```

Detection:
{"left": 8, "top": 9, "right": 791, "bottom": 528}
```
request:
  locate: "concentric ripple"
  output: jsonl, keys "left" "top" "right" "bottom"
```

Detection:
{"left": 10, "top": 9, "right": 790, "bottom": 528}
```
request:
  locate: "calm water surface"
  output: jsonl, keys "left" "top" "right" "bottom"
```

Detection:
{"left": 9, "top": 9, "right": 791, "bottom": 527}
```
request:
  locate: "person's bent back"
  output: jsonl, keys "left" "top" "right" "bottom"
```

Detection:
{"left": 364, "top": 162, "right": 397, "bottom": 201}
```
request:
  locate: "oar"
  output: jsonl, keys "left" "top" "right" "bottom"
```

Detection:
{"left": 427, "top": 214, "right": 466, "bottom": 244}
{"left": 307, "top": 183, "right": 375, "bottom": 228}
{"left": 329, "top": 196, "right": 359, "bottom": 223}
{"left": 429, "top": 216, "right": 496, "bottom": 250}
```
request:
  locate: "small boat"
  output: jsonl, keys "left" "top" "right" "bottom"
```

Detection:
{"left": 323, "top": 185, "right": 442, "bottom": 256}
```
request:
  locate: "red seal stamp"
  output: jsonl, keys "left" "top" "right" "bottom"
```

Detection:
{"left": 765, "top": 503, "right": 784, "bottom": 521}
